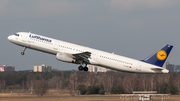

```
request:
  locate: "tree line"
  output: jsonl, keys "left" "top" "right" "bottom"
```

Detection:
{"left": 0, "top": 71, "right": 180, "bottom": 96}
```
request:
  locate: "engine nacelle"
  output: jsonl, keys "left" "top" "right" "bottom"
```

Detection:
{"left": 56, "top": 52, "right": 75, "bottom": 63}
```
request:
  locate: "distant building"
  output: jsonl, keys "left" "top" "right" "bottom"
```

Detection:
{"left": 0, "top": 65, "right": 15, "bottom": 72}
{"left": 87, "top": 65, "right": 107, "bottom": 72}
{"left": 175, "top": 65, "right": 180, "bottom": 72}
{"left": 164, "top": 62, "right": 174, "bottom": 72}
{"left": 34, "top": 64, "right": 52, "bottom": 72}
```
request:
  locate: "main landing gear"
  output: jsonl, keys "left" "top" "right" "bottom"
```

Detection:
{"left": 21, "top": 47, "right": 26, "bottom": 55}
{"left": 78, "top": 65, "right": 88, "bottom": 72}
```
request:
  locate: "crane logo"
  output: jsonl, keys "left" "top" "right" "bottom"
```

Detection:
{"left": 157, "top": 50, "right": 167, "bottom": 60}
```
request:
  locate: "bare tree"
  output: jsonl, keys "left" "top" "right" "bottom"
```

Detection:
{"left": 48, "top": 76, "right": 58, "bottom": 88}
{"left": 100, "top": 73, "right": 116, "bottom": 94}
{"left": 123, "top": 74, "right": 138, "bottom": 93}
{"left": 61, "top": 71, "right": 64, "bottom": 89}
{"left": 68, "top": 72, "right": 79, "bottom": 95}
{"left": 163, "top": 74, "right": 170, "bottom": 84}
{"left": 34, "top": 79, "right": 48, "bottom": 96}
{"left": 173, "top": 75, "right": 180, "bottom": 93}
{"left": 101, "top": 74, "right": 109, "bottom": 93}
{"left": 113, "top": 72, "right": 123, "bottom": 87}
{"left": 0, "top": 80, "right": 6, "bottom": 92}
{"left": 48, "top": 76, "right": 62, "bottom": 92}
{"left": 156, "top": 74, "right": 170, "bottom": 93}
{"left": 84, "top": 73, "right": 96, "bottom": 87}
{"left": 139, "top": 74, "right": 150, "bottom": 91}
{"left": 149, "top": 75, "right": 157, "bottom": 91}
{"left": 114, "top": 77, "right": 123, "bottom": 87}
{"left": 26, "top": 74, "right": 35, "bottom": 93}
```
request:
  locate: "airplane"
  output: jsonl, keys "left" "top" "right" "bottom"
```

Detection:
{"left": 8, "top": 32, "right": 173, "bottom": 73}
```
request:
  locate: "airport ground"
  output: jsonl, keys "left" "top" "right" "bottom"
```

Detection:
{"left": 0, "top": 93, "right": 180, "bottom": 101}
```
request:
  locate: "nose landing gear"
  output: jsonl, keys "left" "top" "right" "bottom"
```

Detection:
{"left": 21, "top": 47, "right": 26, "bottom": 55}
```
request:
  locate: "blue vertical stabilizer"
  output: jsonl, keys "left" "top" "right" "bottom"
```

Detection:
{"left": 142, "top": 44, "right": 173, "bottom": 67}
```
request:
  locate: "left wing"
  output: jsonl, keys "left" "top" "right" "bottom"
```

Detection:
{"left": 72, "top": 52, "right": 91, "bottom": 63}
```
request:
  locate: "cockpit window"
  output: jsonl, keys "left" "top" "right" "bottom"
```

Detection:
{"left": 15, "top": 34, "right": 19, "bottom": 36}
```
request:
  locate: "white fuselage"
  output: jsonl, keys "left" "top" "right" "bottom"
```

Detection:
{"left": 8, "top": 32, "right": 169, "bottom": 73}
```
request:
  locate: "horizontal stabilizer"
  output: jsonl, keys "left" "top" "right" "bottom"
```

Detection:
{"left": 151, "top": 68, "right": 163, "bottom": 72}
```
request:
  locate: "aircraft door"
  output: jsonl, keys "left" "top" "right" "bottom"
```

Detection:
{"left": 92, "top": 51, "right": 98, "bottom": 60}
{"left": 53, "top": 42, "right": 59, "bottom": 50}
{"left": 21, "top": 34, "right": 30, "bottom": 47}
{"left": 137, "top": 62, "right": 142, "bottom": 71}
{"left": 22, "top": 34, "right": 28, "bottom": 42}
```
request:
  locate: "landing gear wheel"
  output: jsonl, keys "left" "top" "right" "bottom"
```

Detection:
{"left": 84, "top": 67, "right": 88, "bottom": 72}
{"left": 78, "top": 66, "right": 84, "bottom": 71}
{"left": 21, "top": 47, "right": 26, "bottom": 55}
{"left": 21, "top": 52, "right": 25, "bottom": 55}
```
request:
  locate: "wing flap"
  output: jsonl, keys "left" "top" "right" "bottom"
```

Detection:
{"left": 72, "top": 52, "right": 91, "bottom": 63}
{"left": 72, "top": 52, "right": 91, "bottom": 59}
{"left": 60, "top": 51, "right": 91, "bottom": 64}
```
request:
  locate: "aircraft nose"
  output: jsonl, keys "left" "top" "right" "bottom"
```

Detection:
{"left": 8, "top": 35, "right": 13, "bottom": 41}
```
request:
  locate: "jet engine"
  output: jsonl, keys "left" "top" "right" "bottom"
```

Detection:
{"left": 56, "top": 52, "right": 76, "bottom": 63}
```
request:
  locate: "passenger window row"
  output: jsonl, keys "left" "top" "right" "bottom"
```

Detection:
{"left": 59, "top": 45, "right": 85, "bottom": 53}
{"left": 100, "top": 55, "right": 133, "bottom": 65}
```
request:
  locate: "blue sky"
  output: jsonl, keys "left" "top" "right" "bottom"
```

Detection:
{"left": 1, "top": 0, "right": 180, "bottom": 70}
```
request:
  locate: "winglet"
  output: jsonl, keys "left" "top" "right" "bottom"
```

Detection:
{"left": 142, "top": 44, "right": 173, "bottom": 67}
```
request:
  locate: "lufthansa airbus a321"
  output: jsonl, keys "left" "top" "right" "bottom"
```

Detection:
{"left": 8, "top": 32, "right": 173, "bottom": 73}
